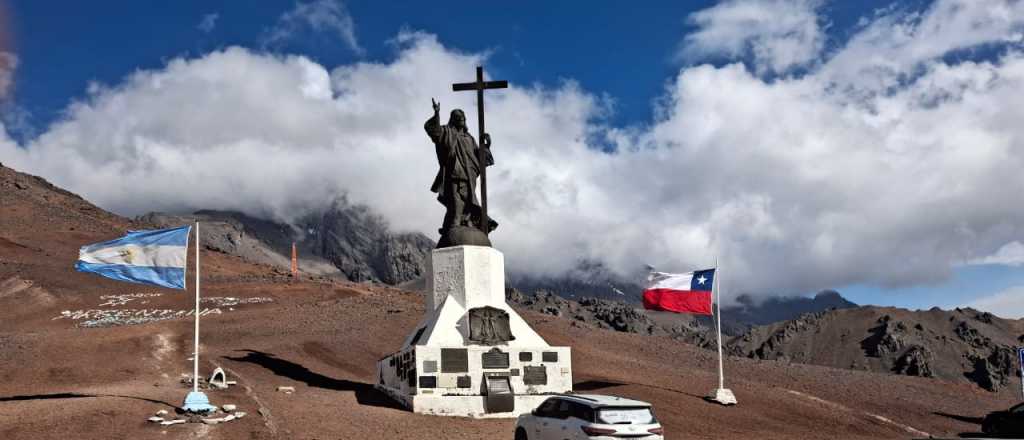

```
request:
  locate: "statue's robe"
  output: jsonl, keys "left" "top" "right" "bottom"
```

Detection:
{"left": 424, "top": 113, "right": 493, "bottom": 222}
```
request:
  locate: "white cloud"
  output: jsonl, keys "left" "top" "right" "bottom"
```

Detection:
{"left": 0, "top": 51, "right": 17, "bottom": 99}
{"left": 967, "top": 286, "right": 1024, "bottom": 319}
{"left": 3, "top": 1, "right": 1024, "bottom": 298}
{"left": 680, "top": 0, "right": 825, "bottom": 75}
{"left": 198, "top": 13, "right": 219, "bottom": 33}
{"left": 266, "top": 0, "right": 363, "bottom": 55}
{"left": 0, "top": 51, "right": 30, "bottom": 138}
{"left": 821, "top": 0, "right": 1024, "bottom": 93}
{"left": 968, "top": 241, "right": 1024, "bottom": 266}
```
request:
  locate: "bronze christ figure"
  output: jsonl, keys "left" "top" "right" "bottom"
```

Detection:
{"left": 424, "top": 66, "right": 508, "bottom": 248}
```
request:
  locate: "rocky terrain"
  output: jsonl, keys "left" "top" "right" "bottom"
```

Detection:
{"left": 152, "top": 204, "right": 863, "bottom": 336}
{"left": 507, "top": 289, "right": 716, "bottom": 348}
{"left": 508, "top": 259, "right": 646, "bottom": 302}
{"left": 509, "top": 289, "right": 1024, "bottom": 393}
{"left": 507, "top": 288, "right": 857, "bottom": 341}
{"left": 138, "top": 211, "right": 343, "bottom": 277}
{"left": 3, "top": 161, "right": 1021, "bottom": 439}
{"left": 724, "top": 289, "right": 856, "bottom": 332}
{"left": 142, "top": 201, "right": 434, "bottom": 285}
{"left": 728, "top": 306, "right": 1024, "bottom": 391}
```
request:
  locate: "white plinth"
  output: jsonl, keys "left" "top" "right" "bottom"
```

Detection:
{"left": 376, "top": 246, "right": 573, "bottom": 418}
{"left": 708, "top": 388, "right": 737, "bottom": 405}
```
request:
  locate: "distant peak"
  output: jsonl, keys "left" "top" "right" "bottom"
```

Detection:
{"left": 814, "top": 290, "right": 841, "bottom": 299}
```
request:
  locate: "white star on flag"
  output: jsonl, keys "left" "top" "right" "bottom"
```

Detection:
{"left": 697, "top": 275, "right": 707, "bottom": 285}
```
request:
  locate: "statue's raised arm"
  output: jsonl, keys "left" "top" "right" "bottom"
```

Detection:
{"left": 425, "top": 98, "right": 443, "bottom": 144}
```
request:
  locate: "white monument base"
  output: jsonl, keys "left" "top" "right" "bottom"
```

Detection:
{"left": 380, "top": 386, "right": 555, "bottom": 418}
{"left": 376, "top": 246, "right": 573, "bottom": 418}
{"left": 707, "top": 388, "right": 737, "bottom": 405}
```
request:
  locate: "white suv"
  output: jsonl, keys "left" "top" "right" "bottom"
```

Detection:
{"left": 515, "top": 394, "right": 665, "bottom": 440}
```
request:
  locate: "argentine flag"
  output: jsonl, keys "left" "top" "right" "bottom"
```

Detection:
{"left": 75, "top": 225, "right": 191, "bottom": 289}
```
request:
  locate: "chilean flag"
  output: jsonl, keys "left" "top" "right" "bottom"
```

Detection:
{"left": 642, "top": 269, "right": 715, "bottom": 315}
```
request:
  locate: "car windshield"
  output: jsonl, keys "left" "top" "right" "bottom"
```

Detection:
{"left": 1011, "top": 403, "right": 1024, "bottom": 414}
{"left": 596, "top": 407, "right": 656, "bottom": 425}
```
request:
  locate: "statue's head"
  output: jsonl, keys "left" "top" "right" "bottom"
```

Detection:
{"left": 448, "top": 109, "right": 467, "bottom": 130}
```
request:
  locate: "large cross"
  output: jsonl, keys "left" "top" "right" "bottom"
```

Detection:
{"left": 452, "top": 66, "right": 508, "bottom": 235}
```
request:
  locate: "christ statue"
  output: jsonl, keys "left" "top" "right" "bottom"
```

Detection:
{"left": 425, "top": 98, "right": 498, "bottom": 247}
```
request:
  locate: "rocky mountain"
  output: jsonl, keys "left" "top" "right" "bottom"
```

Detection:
{"left": 727, "top": 306, "right": 1024, "bottom": 391}
{"left": 138, "top": 210, "right": 343, "bottom": 277}
{"left": 507, "top": 288, "right": 715, "bottom": 346}
{"left": 296, "top": 201, "right": 434, "bottom": 284}
{"left": 140, "top": 200, "right": 434, "bottom": 284}
{"left": 506, "top": 288, "right": 857, "bottom": 348}
{"left": 142, "top": 197, "right": 861, "bottom": 334}
{"left": 507, "top": 285, "right": 857, "bottom": 336}
{"left": 719, "top": 290, "right": 857, "bottom": 334}
{"left": 509, "top": 264, "right": 858, "bottom": 334}
{"left": 507, "top": 260, "right": 645, "bottom": 303}
{"left": 508, "top": 287, "right": 1024, "bottom": 392}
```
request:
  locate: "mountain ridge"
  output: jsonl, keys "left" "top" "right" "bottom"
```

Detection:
{"left": 142, "top": 204, "right": 866, "bottom": 332}
{"left": 508, "top": 289, "right": 1024, "bottom": 391}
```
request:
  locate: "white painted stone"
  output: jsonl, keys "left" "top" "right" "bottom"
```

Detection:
{"left": 222, "top": 404, "right": 237, "bottom": 412}
{"left": 437, "top": 375, "right": 458, "bottom": 388}
{"left": 160, "top": 419, "right": 186, "bottom": 426}
{"left": 413, "top": 394, "right": 554, "bottom": 419}
{"left": 209, "top": 367, "right": 229, "bottom": 389}
{"left": 708, "top": 388, "right": 737, "bottom": 405}
{"left": 233, "top": 411, "right": 246, "bottom": 419}
{"left": 155, "top": 409, "right": 168, "bottom": 416}
{"left": 413, "top": 247, "right": 550, "bottom": 348}
{"left": 148, "top": 416, "right": 163, "bottom": 423}
{"left": 377, "top": 246, "right": 573, "bottom": 418}
{"left": 277, "top": 386, "right": 295, "bottom": 393}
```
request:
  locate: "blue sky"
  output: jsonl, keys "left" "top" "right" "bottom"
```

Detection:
{"left": 2, "top": 0, "right": 1024, "bottom": 317}
{"left": 7, "top": 0, "right": 900, "bottom": 139}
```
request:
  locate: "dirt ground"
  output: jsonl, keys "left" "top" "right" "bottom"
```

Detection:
{"left": 0, "top": 270, "right": 1018, "bottom": 440}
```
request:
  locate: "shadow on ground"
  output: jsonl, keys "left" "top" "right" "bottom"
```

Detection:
{"left": 934, "top": 411, "right": 984, "bottom": 425}
{"left": 573, "top": 380, "right": 627, "bottom": 392}
{"left": 572, "top": 379, "right": 710, "bottom": 404}
{"left": 0, "top": 392, "right": 174, "bottom": 407}
{"left": 933, "top": 411, "right": 1002, "bottom": 439}
{"left": 224, "top": 349, "right": 404, "bottom": 410}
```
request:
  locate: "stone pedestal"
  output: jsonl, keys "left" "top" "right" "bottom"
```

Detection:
{"left": 376, "top": 246, "right": 573, "bottom": 418}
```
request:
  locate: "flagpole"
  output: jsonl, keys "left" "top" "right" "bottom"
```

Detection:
{"left": 708, "top": 256, "right": 736, "bottom": 405}
{"left": 193, "top": 221, "right": 200, "bottom": 394}
{"left": 182, "top": 221, "right": 215, "bottom": 413}
{"left": 715, "top": 256, "right": 724, "bottom": 390}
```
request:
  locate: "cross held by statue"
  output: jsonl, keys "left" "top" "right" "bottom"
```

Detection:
{"left": 452, "top": 66, "right": 508, "bottom": 236}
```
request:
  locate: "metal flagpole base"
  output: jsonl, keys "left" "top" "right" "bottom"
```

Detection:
{"left": 707, "top": 388, "right": 737, "bottom": 405}
{"left": 182, "top": 391, "right": 217, "bottom": 413}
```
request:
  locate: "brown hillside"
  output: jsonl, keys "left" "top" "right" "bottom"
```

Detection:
{"left": 0, "top": 163, "right": 1019, "bottom": 439}
{"left": 729, "top": 306, "right": 1024, "bottom": 392}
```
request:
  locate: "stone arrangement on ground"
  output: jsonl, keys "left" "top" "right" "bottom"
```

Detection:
{"left": 376, "top": 245, "right": 572, "bottom": 417}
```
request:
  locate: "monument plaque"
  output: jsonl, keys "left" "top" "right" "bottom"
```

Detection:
{"left": 441, "top": 348, "right": 469, "bottom": 373}
{"left": 469, "top": 306, "right": 514, "bottom": 344}
{"left": 481, "top": 348, "right": 510, "bottom": 369}
{"left": 522, "top": 366, "right": 547, "bottom": 386}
